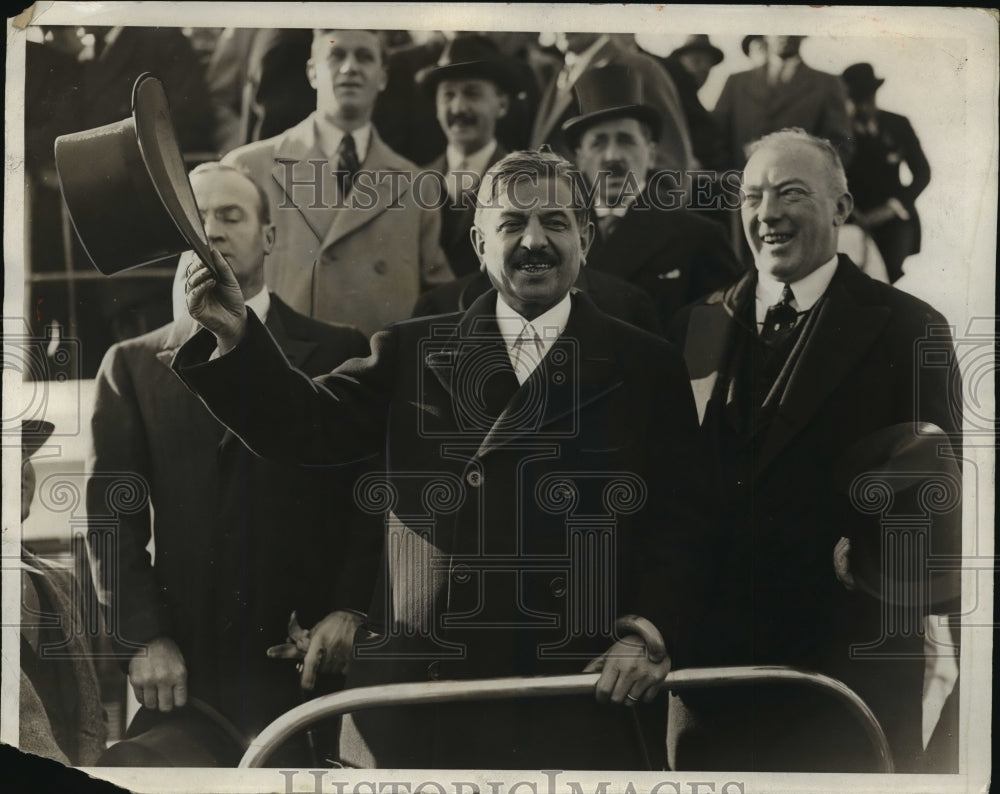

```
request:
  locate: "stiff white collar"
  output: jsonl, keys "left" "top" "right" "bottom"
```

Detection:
{"left": 756, "top": 254, "right": 838, "bottom": 327}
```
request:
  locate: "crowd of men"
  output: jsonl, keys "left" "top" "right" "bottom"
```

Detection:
{"left": 20, "top": 26, "right": 960, "bottom": 775}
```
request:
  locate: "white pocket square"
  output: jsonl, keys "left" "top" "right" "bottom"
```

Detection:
{"left": 658, "top": 268, "right": 682, "bottom": 280}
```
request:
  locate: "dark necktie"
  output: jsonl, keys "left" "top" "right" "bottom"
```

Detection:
{"left": 759, "top": 283, "right": 799, "bottom": 344}
{"left": 337, "top": 133, "right": 360, "bottom": 195}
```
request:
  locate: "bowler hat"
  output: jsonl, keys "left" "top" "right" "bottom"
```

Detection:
{"left": 97, "top": 697, "right": 247, "bottom": 767}
{"left": 54, "top": 73, "right": 212, "bottom": 276}
{"left": 21, "top": 420, "right": 55, "bottom": 459}
{"left": 832, "top": 422, "right": 961, "bottom": 609}
{"left": 417, "top": 35, "right": 519, "bottom": 95}
{"left": 561, "top": 65, "right": 661, "bottom": 148}
{"left": 670, "top": 34, "right": 723, "bottom": 66}
{"left": 841, "top": 62, "right": 885, "bottom": 100}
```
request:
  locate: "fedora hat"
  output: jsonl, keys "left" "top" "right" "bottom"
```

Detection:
{"left": 21, "top": 420, "right": 55, "bottom": 459}
{"left": 841, "top": 62, "right": 885, "bottom": 100}
{"left": 561, "top": 65, "right": 661, "bottom": 149}
{"left": 832, "top": 422, "right": 962, "bottom": 609}
{"left": 417, "top": 34, "right": 520, "bottom": 95}
{"left": 96, "top": 697, "right": 248, "bottom": 767}
{"left": 670, "top": 34, "right": 723, "bottom": 66}
{"left": 55, "top": 73, "right": 212, "bottom": 276}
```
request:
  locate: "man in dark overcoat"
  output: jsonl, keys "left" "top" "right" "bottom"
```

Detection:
{"left": 670, "top": 129, "right": 961, "bottom": 772}
{"left": 174, "top": 149, "right": 712, "bottom": 769}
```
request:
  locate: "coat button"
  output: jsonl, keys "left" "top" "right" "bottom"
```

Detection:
{"left": 373, "top": 261, "right": 387, "bottom": 275}
{"left": 549, "top": 576, "right": 567, "bottom": 597}
{"left": 466, "top": 470, "right": 482, "bottom": 487}
{"left": 452, "top": 564, "right": 471, "bottom": 584}
{"left": 427, "top": 661, "right": 440, "bottom": 680}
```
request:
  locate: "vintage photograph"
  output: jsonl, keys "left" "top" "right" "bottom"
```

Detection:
{"left": 3, "top": 4, "right": 995, "bottom": 793}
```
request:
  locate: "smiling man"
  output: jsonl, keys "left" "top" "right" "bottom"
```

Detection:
{"left": 566, "top": 66, "right": 741, "bottom": 333}
{"left": 173, "top": 149, "right": 711, "bottom": 769}
{"left": 671, "top": 128, "right": 962, "bottom": 772}
{"left": 419, "top": 35, "right": 518, "bottom": 277}
{"left": 215, "top": 28, "right": 453, "bottom": 336}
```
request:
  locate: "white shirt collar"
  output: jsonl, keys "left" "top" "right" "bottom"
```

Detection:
{"left": 446, "top": 140, "right": 497, "bottom": 176}
{"left": 244, "top": 287, "right": 271, "bottom": 324}
{"left": 313, "top": 114, "right": 372, "bottom": 163}
{"left": 756, "top": 254, "right": 838, "bottom": 326}
{"left": 496, "top": 292, "right": 573, "bottom": 384}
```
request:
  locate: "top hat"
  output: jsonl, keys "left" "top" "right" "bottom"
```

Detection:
{"left": 54, "top": 73, "right": 212, "bottom": 276}
{"left": 561, "top": 65, "right": 661, "bottom": 148}
{"left": 416, "top": 35, "right": 520, "bottom": 95}
{"left": 21, "top": 420, "right": 55, "bottom": 459}
{"left": 96, "top": 698, "right": 248, "bottom": 767}
{"left": 841, "top": 62, "right": 885, "bottom": 100}
{"left": 670, "top": 34, "right": 723, "bottom": 65}
{"left": 832, "top": 422, "right": 962, "bottom": 609}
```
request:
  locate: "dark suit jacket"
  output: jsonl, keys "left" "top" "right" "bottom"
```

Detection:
{"left": 670, "top": 258, "right": 961, "bottom": 771}
{"left": 412, "top": 269, "right": 660, "bottom": 336}
{"left": 174, "top": 289, "right": 711, "bottom": 769}
{"left": 712, "top": 63, "right": 851, "bottom": 169}
{"left": 423, "top": 144, "right": 508, "bottom": 278}
{"left": 586, "top": 193, "right": 744, "bottom": 332}
{"left": 846, "top": 109, "right": 930, "bottom": 255}
{"left": 87, "top": 295, "right": 369, "bottom": 737}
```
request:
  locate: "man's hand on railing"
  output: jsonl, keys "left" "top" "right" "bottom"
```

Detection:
{"left": 584, "top": 634, "right": 672, "bottom": 706}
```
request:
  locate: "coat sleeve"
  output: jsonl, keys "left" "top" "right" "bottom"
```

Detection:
{"left": 895, "top": 115, "right": 931, "bottom": 208}
{"left": 86, "top": 345, "right": 168, "bottom": 657}
{"left": 633, "top": 342, "right": 716, "bottom": 667}
{"left": 173, "top": 309, "right": 396, "bottom": 467}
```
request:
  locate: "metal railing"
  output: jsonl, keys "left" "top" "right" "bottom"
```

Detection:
{"left": 239, "top": 665, "right": 894, "bottom": 772}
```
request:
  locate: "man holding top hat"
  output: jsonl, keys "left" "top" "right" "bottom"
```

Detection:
{"left": 417, "top": 34, "right": 516, "bottom": 278}
{"left": 565, "top": 66, "right": 742, "bottom": 333}
{"left": 87, "top": 162, "right": 372, "bottom": 758}
{"left": 218, "top": 28, "right": 453, "bottom": 337}
{"left": 671, "top": 128, "right": 961, "bottom": 772}
{"left": 173, "top": 147, "right": 712, "bottom": 768}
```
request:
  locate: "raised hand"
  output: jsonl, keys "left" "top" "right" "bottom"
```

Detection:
{"left": 182, "top": 248, "right": 248, "bottom": 353}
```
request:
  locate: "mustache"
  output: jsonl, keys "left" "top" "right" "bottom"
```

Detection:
{"left": 446, "top": 112, "right": 479, "bottom": 127}
{"left": 511, "top": 249, "right": 558, "bottom": 267}
{"left": 598, "top": 162, "right": 629, "bottom": 179}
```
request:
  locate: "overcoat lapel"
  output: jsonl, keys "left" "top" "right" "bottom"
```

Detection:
{"left": 321, "top": 131, "right": 415, "bottom": 250}
{"left": 766, "top": 64, "right": 819, "bottom": 119}
{"left": 269, "top": 115, "right": 341, "bottom": 245}
{"left": 756, "top": 259, "right": 891, "bottom": 473}
{"left": 475, "top": 292, "right": 624, "bottom": 458}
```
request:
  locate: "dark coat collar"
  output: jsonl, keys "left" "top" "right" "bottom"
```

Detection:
{"left": 685, "top": 255, "right": 892, "bottom": 473}
{"left": 424, "top": 288, "right": 624, "bottom": 458}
